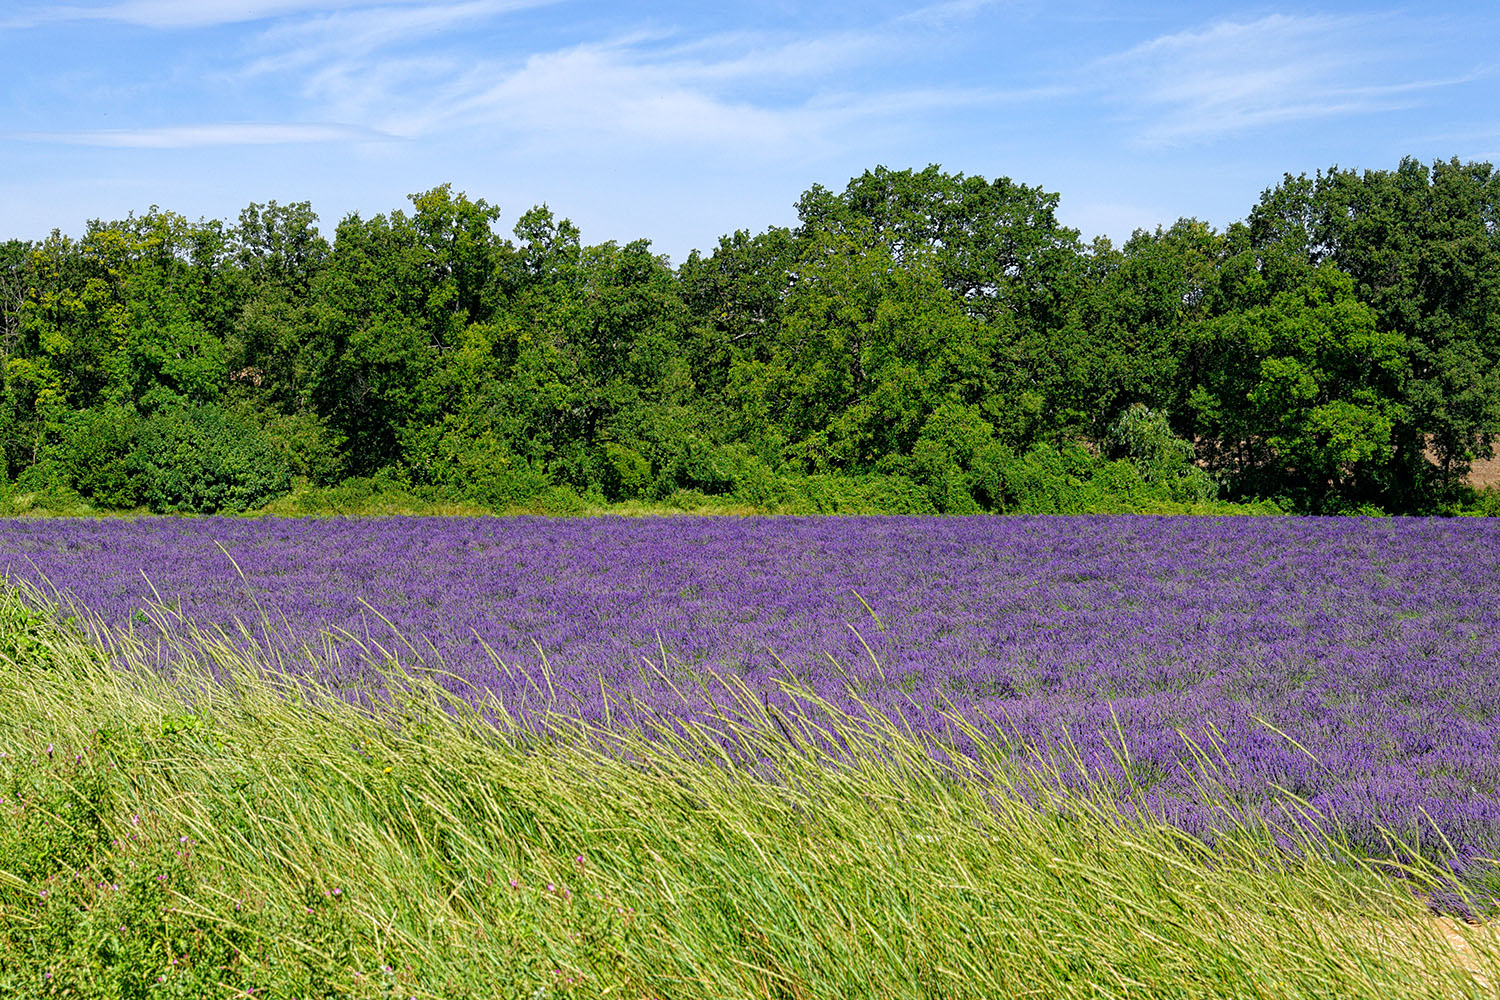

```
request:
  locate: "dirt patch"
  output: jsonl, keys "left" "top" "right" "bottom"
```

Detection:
{"left": 1334, "top": 915, "right": 1500, "bottom": 991}
{"left": 1419, "top": 437, "right": 1500, "bottom": 489}
{"left": 1426, "top": 917, "right": 1499, "bottom": 988}
{"left": 1467, "top": 454, "right": 1500, "bottom": 490}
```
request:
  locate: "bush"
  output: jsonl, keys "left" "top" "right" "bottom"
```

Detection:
{"left": 59, "top": 406, "right": 144, "bottom": 509}
{"left": 1104, "top": 404, "right": 1219, "bottom": 504}
{"left": 651, "top": 436, "right": 752, "bottom": 499}
{"left": 747, "top": 473, "right": 938, "bottom": 515}
{"left": 908, "top": 402, "right": 1002, "bottom": 513}
{"left": 403, "top": 415, "right": 552, "bottom": 508}
{"left": 602, "top": 441, "right": 652, "bottom": 501}
{"left": 996, "top": 443, "right": 1096, "bottom": 514}
{"left": 251, "top": 406, "right": 346, "bottom": 486}
{"left": 132, "top": 405, "right": 292, "bottom": 513}
{"left": 533, "top": 483, "right": 587, "bottom": 514}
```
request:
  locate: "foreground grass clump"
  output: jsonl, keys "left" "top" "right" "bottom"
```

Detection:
{"left": 0, "top": 587, "right": 1496, "bottom": 998}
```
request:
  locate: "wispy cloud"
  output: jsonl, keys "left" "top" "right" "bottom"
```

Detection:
{"left": 7, "top": 1, "right": 1055, "bottom": 162}
{"left": 895, "top": 0, "right": 1007, "bottom": 28}
{"left": 6, "top": 0, "right": 441, "bottom": 30}
{"left": 244, "top": 0, "right": 556, "bottom": 72}
{"left": 14, "top": 122, "right": 387, "bottom": 147}
{"left": 230, "top": 2, "right": 1055, "bottom": 155}
{"left": 1096, "top": 13, "right": 1475, "bottom": 145}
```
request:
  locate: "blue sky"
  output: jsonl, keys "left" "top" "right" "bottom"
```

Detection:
{"left": 1, "top": 1, "right": 1494, "bottom": 263}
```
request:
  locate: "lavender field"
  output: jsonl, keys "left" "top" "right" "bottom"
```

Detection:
{"left": 3, "top": 515, "right": 1499, "bottom": 884}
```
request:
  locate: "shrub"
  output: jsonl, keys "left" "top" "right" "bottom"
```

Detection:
{"left": 1104, "top": 403, "right": 1219, "bottom": 504}
{"left": 251, "top": 406, "right": 346, "bottom": 486}
{"left": 602, "top": 441, "right": 652, "bottom": 501}
{"left": 1465, "top": 487, "right": 1500, "bottom": 517}
{"left": 59, "top": 405, "right": 143, "bottom": 509}
{"left": 403, "top": 414, "right": 552, "bottom": 508}
{"left": 533, "top": 483, "right": 588, "bottom": 514}
{"left": 996, "top": 443, "right": 1095, "bottom": 514}
{"left": 131, "top": 405, "right": 292, "bottom": 513}
{"left": 747, "top": 473, "right": 938, "bottom": 515}
{"left": 652, "top": 436, "right": 750, "bottom": 499}
{"left": 908, "top": 401, "right": 1002, "bottom": 513}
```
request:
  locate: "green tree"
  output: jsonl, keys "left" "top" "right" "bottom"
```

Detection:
{"left": 1190, "top": 264, "right": 1407, "bottom": 511}
{"left": 308, "top": 186, "right": 506, "bottom": 476}
{"left": 226, "top": 201, "right": 329, "bottom": 411}
{"left": 1245, "top": 159, "right": 1500, "bottom": 506}
{"left": 726, "top": 228, "right": 977, "bottom": 473}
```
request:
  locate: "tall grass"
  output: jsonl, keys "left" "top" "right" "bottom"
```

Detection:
{"left": 0, "top": 582, "right": 1495, "bottom": 999}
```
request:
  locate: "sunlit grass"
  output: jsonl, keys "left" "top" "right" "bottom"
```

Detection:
{"left": 0, "top": 581, "right": 1495, "bottom": 998}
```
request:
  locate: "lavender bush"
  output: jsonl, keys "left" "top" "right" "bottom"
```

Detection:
{"left": 1, "top": 515, "right": 1497, "bottom": 896}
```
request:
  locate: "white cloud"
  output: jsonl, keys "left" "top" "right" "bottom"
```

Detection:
{"left": 7, "top": 0, "right": 447, "bottom": 30}
{"left": 255, "top": 16, "right": 1059, "bottom": 156}
{"left": 9, "top": 1, "right": 1061, "bottom": 165}
{"left": 383, "top": 40, "right": 828, "bottom": 150}
{"left": 244, "top": 0, "right": 554, "bottom": 71}
{"left": 1096, "top": 14, "right": 1471, "bottom": 145}
{"left": 15, "top": 122, "right": 386, "bottom": 147}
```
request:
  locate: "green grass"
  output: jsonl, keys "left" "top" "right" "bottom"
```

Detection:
{"left": 0, "top": 472, "right": 1278, "bottom": 519}
{"left": 0, "top": 583, "right": 1495, "bottom": 999}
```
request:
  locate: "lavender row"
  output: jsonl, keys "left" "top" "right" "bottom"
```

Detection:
{"left": 2, "top": 515, "right": 1499, "bottom": 887}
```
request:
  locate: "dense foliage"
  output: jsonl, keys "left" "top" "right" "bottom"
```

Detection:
{"left": 1, "top": 158, "right": 1496, "bottom": 514}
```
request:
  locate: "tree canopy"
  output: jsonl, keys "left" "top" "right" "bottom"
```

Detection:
{"left": 2, "top": 158, "right": 1496, "bottom": 515}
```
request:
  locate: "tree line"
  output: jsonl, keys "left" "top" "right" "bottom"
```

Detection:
{"left": 1, "top": 157, "right": 1496, "bottom": 516}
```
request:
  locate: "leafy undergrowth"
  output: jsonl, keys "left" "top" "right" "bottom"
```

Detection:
{"left": 0, "top": 585, "right": 1496, "bottom": 999}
